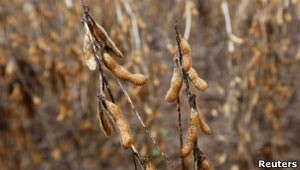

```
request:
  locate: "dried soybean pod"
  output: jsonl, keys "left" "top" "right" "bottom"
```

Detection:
{"left": 130, "top": 73, "right": 148, "bottom": 86}
{"left": 180, "top": 36, "right": 192, "bottom": 72}
{"left": 105, "top": 100, "right": 133, "bottom": 149}
{"left": 188, "top": 68, "right": 208, "bottom": 91}
{"left": 181, "top": 108, "right": 200, "bottom": 157}
{"left": 200, "top": 159, "right": 214, "bottom": 170}
{"left": 96, "top": 102, "right": 113, "bottom": 137}
{"left": 196, "top": 106, "right": 211, "bottom": 135}
{"left": 103, "top": 53, "right": 147, "bottom": 86}
{"left": 199, "top": 118, "right": 211, "bottom": 135}
{"left": 165, "top": 60, "right": 183, "bottom": 102}
{"left": 94, "top": 22, "right": 125, "bottom": 59}
{"left": 85, "top": 13, "right": 125, "bottom": 58}
{"left": 82, "top": 32, "right": 97, "bottom": 70}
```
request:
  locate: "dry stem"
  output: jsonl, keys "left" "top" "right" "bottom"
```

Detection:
{"left": 177, "top": 98, "right": 186, "bottom": 170}
{"left": 175, "top": 21, "right": 200, "bottom": 170}
{"left": 184, "top": 0, "right": 192, "bottom": 41}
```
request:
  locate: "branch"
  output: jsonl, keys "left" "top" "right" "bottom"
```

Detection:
{"left": 123, "top": 0, "right": 141, "bottom": 50}
{"left": 221, "top": 0, "right": 234, "bottom": 53}
{"left": 184, "top": 0, "right": 192, "bottom": 40}
{"left": 177, "top": 98, "right": 186, "bottom": 170}
{"left": 113, "top": 0, "right": 123, "bottom": 25}
{"left": 175, "top": 21, "right": 200, "bottom": 170}
{"left": 117, "top": 79, "right": 173, "bottom": 169}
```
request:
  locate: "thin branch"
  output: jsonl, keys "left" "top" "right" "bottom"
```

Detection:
{"left": 80, "top": 0, "right": 87, "bottom": 12}
{"left": 193, "top": 141, "right": 199, "bottom": 170}
{"left": 117, "top": 79, "right": 173, "bottom": 169}
{"left": 177, "top": 98, "right": 185, "bottom": 170}
{"left": 132, "top": 152, "right": 138, "bottom": 170}
{"left": 113, "top": 0, "right": 123, "bottom": 25}
{"left": 123, "top": 0, "right": 141, "bottom": 50}
{"left": 184, "top": 0, "right": 192, "bottom": 41}
{"left": 221, "top": 1, "right": 232, "bottom": 34}
{"left": 131, "top": 145, "right": 146, "bottom": 170}
{"left": 221, "top": 0, "right": 234, "bottom": 53}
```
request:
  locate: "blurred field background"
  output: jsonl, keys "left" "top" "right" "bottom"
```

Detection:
{"left": 0, "top": 0, "right": 300, "bottom": 169}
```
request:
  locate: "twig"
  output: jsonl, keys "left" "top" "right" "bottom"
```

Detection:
{"left": 123, "top": 0, "right": 141, "bottom": 50}
{"left": 132, "top": 152, "right": 138, "bottom": 170}
{"left": 131, "top": 145, "right": 146, "bottom": 170}
{"left": 80, "top": 0, "right": 86, "bottom": 11}
{"left": 221, "top": 0, "right": 234, "bottom": 53}
{"left": 184, "top": 0, "right": 192, "bottom": 41}
{"left": 221, "top": 1, "right": 232, "bottom": 35}
{"left": 177, "top": 98, "right": 185, "bottom": 170}
{"left": 193, "top": 141, "right": 199, "bottom": 170}
{"left": 117, "top": 79, "right": 174, "bottom": 169}
{"left": 113, "top": 0, "right": 123, "bottom": 25}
